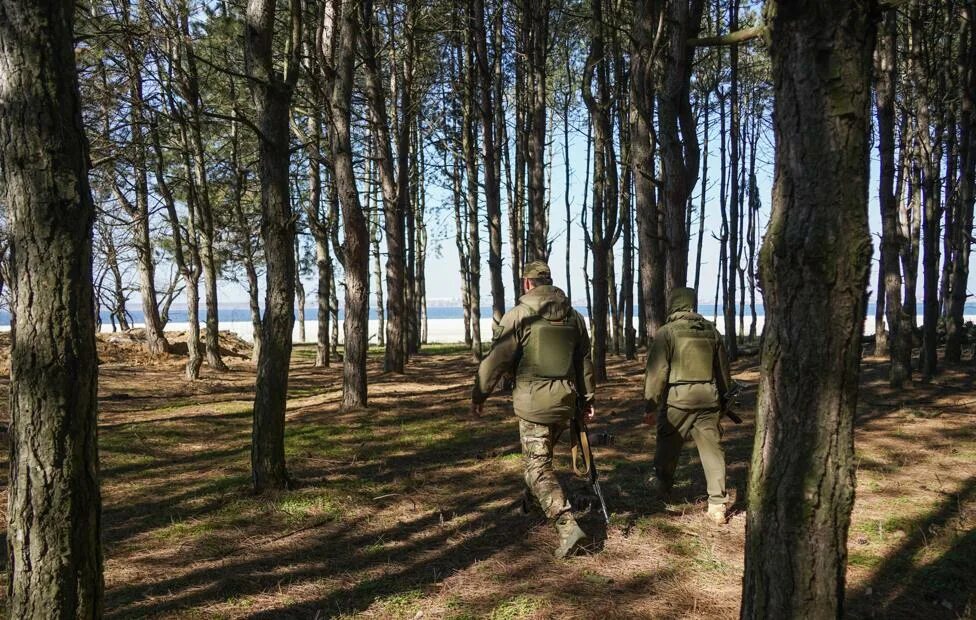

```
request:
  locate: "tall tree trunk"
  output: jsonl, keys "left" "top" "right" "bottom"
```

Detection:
{"left": 563, "top": 48, "right": 574, "bottom": 303}
{"left": 632, "top": 0, "right": 666, "bottom": 340}
{"left": 304, "top": 104, "right": 331, "bottom": 368}
{"left": 175, "top": 5, "right": 227, "bottom": 371}
{"left": 473, "top": 0, "right": 505, "bottom": 325}
{"left": 525, "top": 0, "right": 550, "bottom": 260}
{"left": 463, "top": 14, "right": 483, "bottom": 360}
{"left": 742, "top": 2, "right": 878, "bottom": 617}
{"left": 912, "top": 1, "right": 943, "bottom": 380}
{"left": 360, "top": 0, "right": 406, "bottom": 372}
{"left": 725, "top": 0, "right": 740, "bottom": 358}
{"left": 296, "top": 236, "right": 307, "bottom": 343}
{"left": 369, "top": 170, "right": 385, "bottom": 348}
{"left": 245, "top": 0, "right": 301, "bottom": 491}
{"left": 877, "top": 9, "right": 912, "bottom": 385}
{"left": 613, "top": 26, "right": 635, "bottom": 360}
{"left": 415, "top": 117, "right": 429, "bottom": 345}
{"left": 225, "top": 66, "right": 263, "bottom": 365}
{"left": 119, "top": 3, "right": 168, "bottom": 356}
{"left": 694, "top": 89, "right": 710, "bottom": 301}
{"left": 326, "top": 0, "right": 369, "bottom": 409}
{"left": 946, "top": 1, "right": 975, "bottom": 364}
{"left": 747, "top": 104, "right": 760, "bottom": 339}
{"left": 656, "top": 0, "right": 705, "bottom": 297}
{"left": 583, "top": 0, "right": 619, "bottom": 382}
{"left": 1, "top": 0, "right": 104, "bottom": 612}
{"left": 150, "top": 113, "right": 204, "bottom": 380}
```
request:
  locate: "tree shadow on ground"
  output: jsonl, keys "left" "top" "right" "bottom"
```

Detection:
{"left": 846, "top": 476, "right": 976, "bottom": 620}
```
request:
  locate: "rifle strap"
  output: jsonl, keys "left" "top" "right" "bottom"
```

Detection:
{"left": 571, "top": 418, "right": 593, "bottom": 478}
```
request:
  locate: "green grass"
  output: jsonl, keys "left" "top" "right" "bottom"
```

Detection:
{"left": 489, "top": 594, "right": 543, "bottom": 620}
{"left": 372, "top": 588, "right": 425, "bottom": 618}
{"left": 274, "top": 491, "right": 343, "bottom": 523}
{"left": 848, "top": 551, "right": 883, "bottom": 569}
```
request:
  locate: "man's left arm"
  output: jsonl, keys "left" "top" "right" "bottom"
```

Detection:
{"left": 574, "top": 312, "right": 596, "bottom": 418}
{"left": 714, "top": 333, "right": 733, "bottom": 400}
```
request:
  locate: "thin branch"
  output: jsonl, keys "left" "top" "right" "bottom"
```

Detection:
{"left": 689, "top": 25, "right": 766, "bottom": 48}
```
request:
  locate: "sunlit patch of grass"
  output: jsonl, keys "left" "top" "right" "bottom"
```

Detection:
{"left": 153, "top": 517, "right": 215, "bottom": 541}
{"left": 848, "top": 550, "right": 883, "bottom": 569}
{"left": 224, "top": 595, "right": 254, "bottom": 609}
{"left": 634, "top": 515, "right": 684, "bottom": 538}
{"left": 856, "top": 515, "right": 914, "bottom": 543}
{"left": 416, "top": 343, "right": 474, "bottom": 356}
{"left": 489, "top": 594, "right": 543, "bottom": 620}
{"left": 274, "top": 491, "right": 343, "bottom": 523}
{"left": 372, "top": 588, "right": 424, "bottom": 618}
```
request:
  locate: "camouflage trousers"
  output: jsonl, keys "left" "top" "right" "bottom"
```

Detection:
{"left": 519, "top": 418, "right": 572, "bottom": 519}
{"left": 655, "top": 407, "right": 728, "bottom": 506}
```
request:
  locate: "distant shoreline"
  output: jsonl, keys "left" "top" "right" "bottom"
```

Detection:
{"left": 2, "top": 312, "right": 969, "bottom": 344}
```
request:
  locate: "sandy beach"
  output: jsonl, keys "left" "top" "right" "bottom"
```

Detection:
{"left": 74, "top": 313, "right": 974, "bottom": 345}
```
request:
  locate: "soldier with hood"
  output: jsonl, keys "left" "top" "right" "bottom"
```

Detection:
{"left": 643, "top": 287, "right": 733, "bottom": 524}
{"left": 471, "top": 260, "right": 596, "bottom": 558}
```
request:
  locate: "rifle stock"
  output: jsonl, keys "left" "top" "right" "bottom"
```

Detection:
{"left": 722, "top": 381, "right": 743, "bottom": 424}
{"left": 571, "top": 400, "right": 610, "bottom": 524}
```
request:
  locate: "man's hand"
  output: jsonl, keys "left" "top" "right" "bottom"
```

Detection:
{"left": 583, "top": 402, "right": 595, "bottom": 420}
{"left": 470, "top": 401, "right": 484, "bottom": 417}
{"left": 643, "top": 400, "right": 657, "bottom": 426}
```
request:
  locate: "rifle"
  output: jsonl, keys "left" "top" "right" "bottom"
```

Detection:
{"left": 722, "top": 380, "right": 743, "bottom": 424}
{"left": 570, "top": 400, "right": 610, "bottom": 525}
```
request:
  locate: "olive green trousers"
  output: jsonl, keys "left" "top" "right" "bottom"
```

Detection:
{"left": 654, "top": 407, "right": 728, "bottom": 506}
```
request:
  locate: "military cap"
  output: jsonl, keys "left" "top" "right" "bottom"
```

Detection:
{"left": 522, "top": 260, "right": 551, "bottom": 279}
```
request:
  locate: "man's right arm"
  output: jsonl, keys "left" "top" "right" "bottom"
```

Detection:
{"left": 643, "top": 328, "right": 671, "bottom": 411}
{"left": 472, "top": 308, "right": 522, "bottom": 404}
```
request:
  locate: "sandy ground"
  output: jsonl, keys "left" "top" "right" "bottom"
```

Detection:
{"left": 0, "top": 339, "right": 973, "bottom": 619}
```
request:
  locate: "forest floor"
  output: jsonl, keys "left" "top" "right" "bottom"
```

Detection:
{"left": 0, "top": 338, "right": 974, "bottom": 619}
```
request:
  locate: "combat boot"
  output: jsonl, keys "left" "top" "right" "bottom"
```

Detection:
{"left": 645, "top": 475, "right": 672, "bottom": 501}
{"left": 553, "top": 513, "right": 588, "bottom": 559}
{"left": 707, "top": 503, "right": 727, "bottom": 525}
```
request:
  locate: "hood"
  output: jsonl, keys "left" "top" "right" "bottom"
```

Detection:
{"left": 521, "top": 285, "right": 573, "bottom": 321}
{"left": 667, "top": 287, "right": 697, "bottom": 316}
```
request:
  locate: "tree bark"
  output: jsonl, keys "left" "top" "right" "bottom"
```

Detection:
{"left": 741, "top": 2, "right": 878, "bottom": 617}
{"left": 911, "top": 0, "right": 943, "bottom": 380}
{"left": 325, "top": 0, "right": 369, "bottom": 408}
{"left": 582, "top": 0, "right": 620, "bottom": 382}
{"left": 463, "top": 12, "right": 483, "bottom": 360}
{"left": 633, "top": 0, "right": 667, "bottom": 340}
{"left": 360, "top": 0, "right": 407, "bottom": 372}
{"left": 876, "top": 9, "right": 912, "bottom": 384}
{"left": 725, "top": 0, "right": 740, "bottom": 359}
{"left": 245, "top": 0, "right": 302, "bottom": 491}
{"left": 525, "top": 0, "right": 550, "bottom": 261}
{"left": 150, "top": 112, "right": 204, "bottom": 380}
{"left": 174, "top": 5, "right": 227, "bottom": 370}
{"left": 473, "top": 0, "right": 505, "bottom": 325}
{"left": 946, "top": 1, "right": 975, "bottom": 364}
{"left": 657, "top": 0, "right": 705, "bottom": 298}
{"left": 1, "top": 0, "right": 104, "bottom": 613}
{"left": 118, "top": 3, "right": 169, "bottom": 356}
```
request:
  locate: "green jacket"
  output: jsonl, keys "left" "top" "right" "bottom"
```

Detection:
{"left": 472, "top": 285, "right": 596, "bottom": 424}
{"left": 644, "top": 292, "right": 732, "bottom": 412}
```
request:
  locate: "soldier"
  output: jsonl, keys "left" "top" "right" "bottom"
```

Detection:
{"left": 471, "top": 260, "right": 596, "bottom": 558}
{"left": 643, "top": 287, "right": 733, "bottom": 524}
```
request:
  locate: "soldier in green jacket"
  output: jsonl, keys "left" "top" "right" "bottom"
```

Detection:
{"left": 471, "top": 260, "right": 596, "bottom": 558}
{"left": 644, "top": 287, "right": 733, "bottom": 524}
